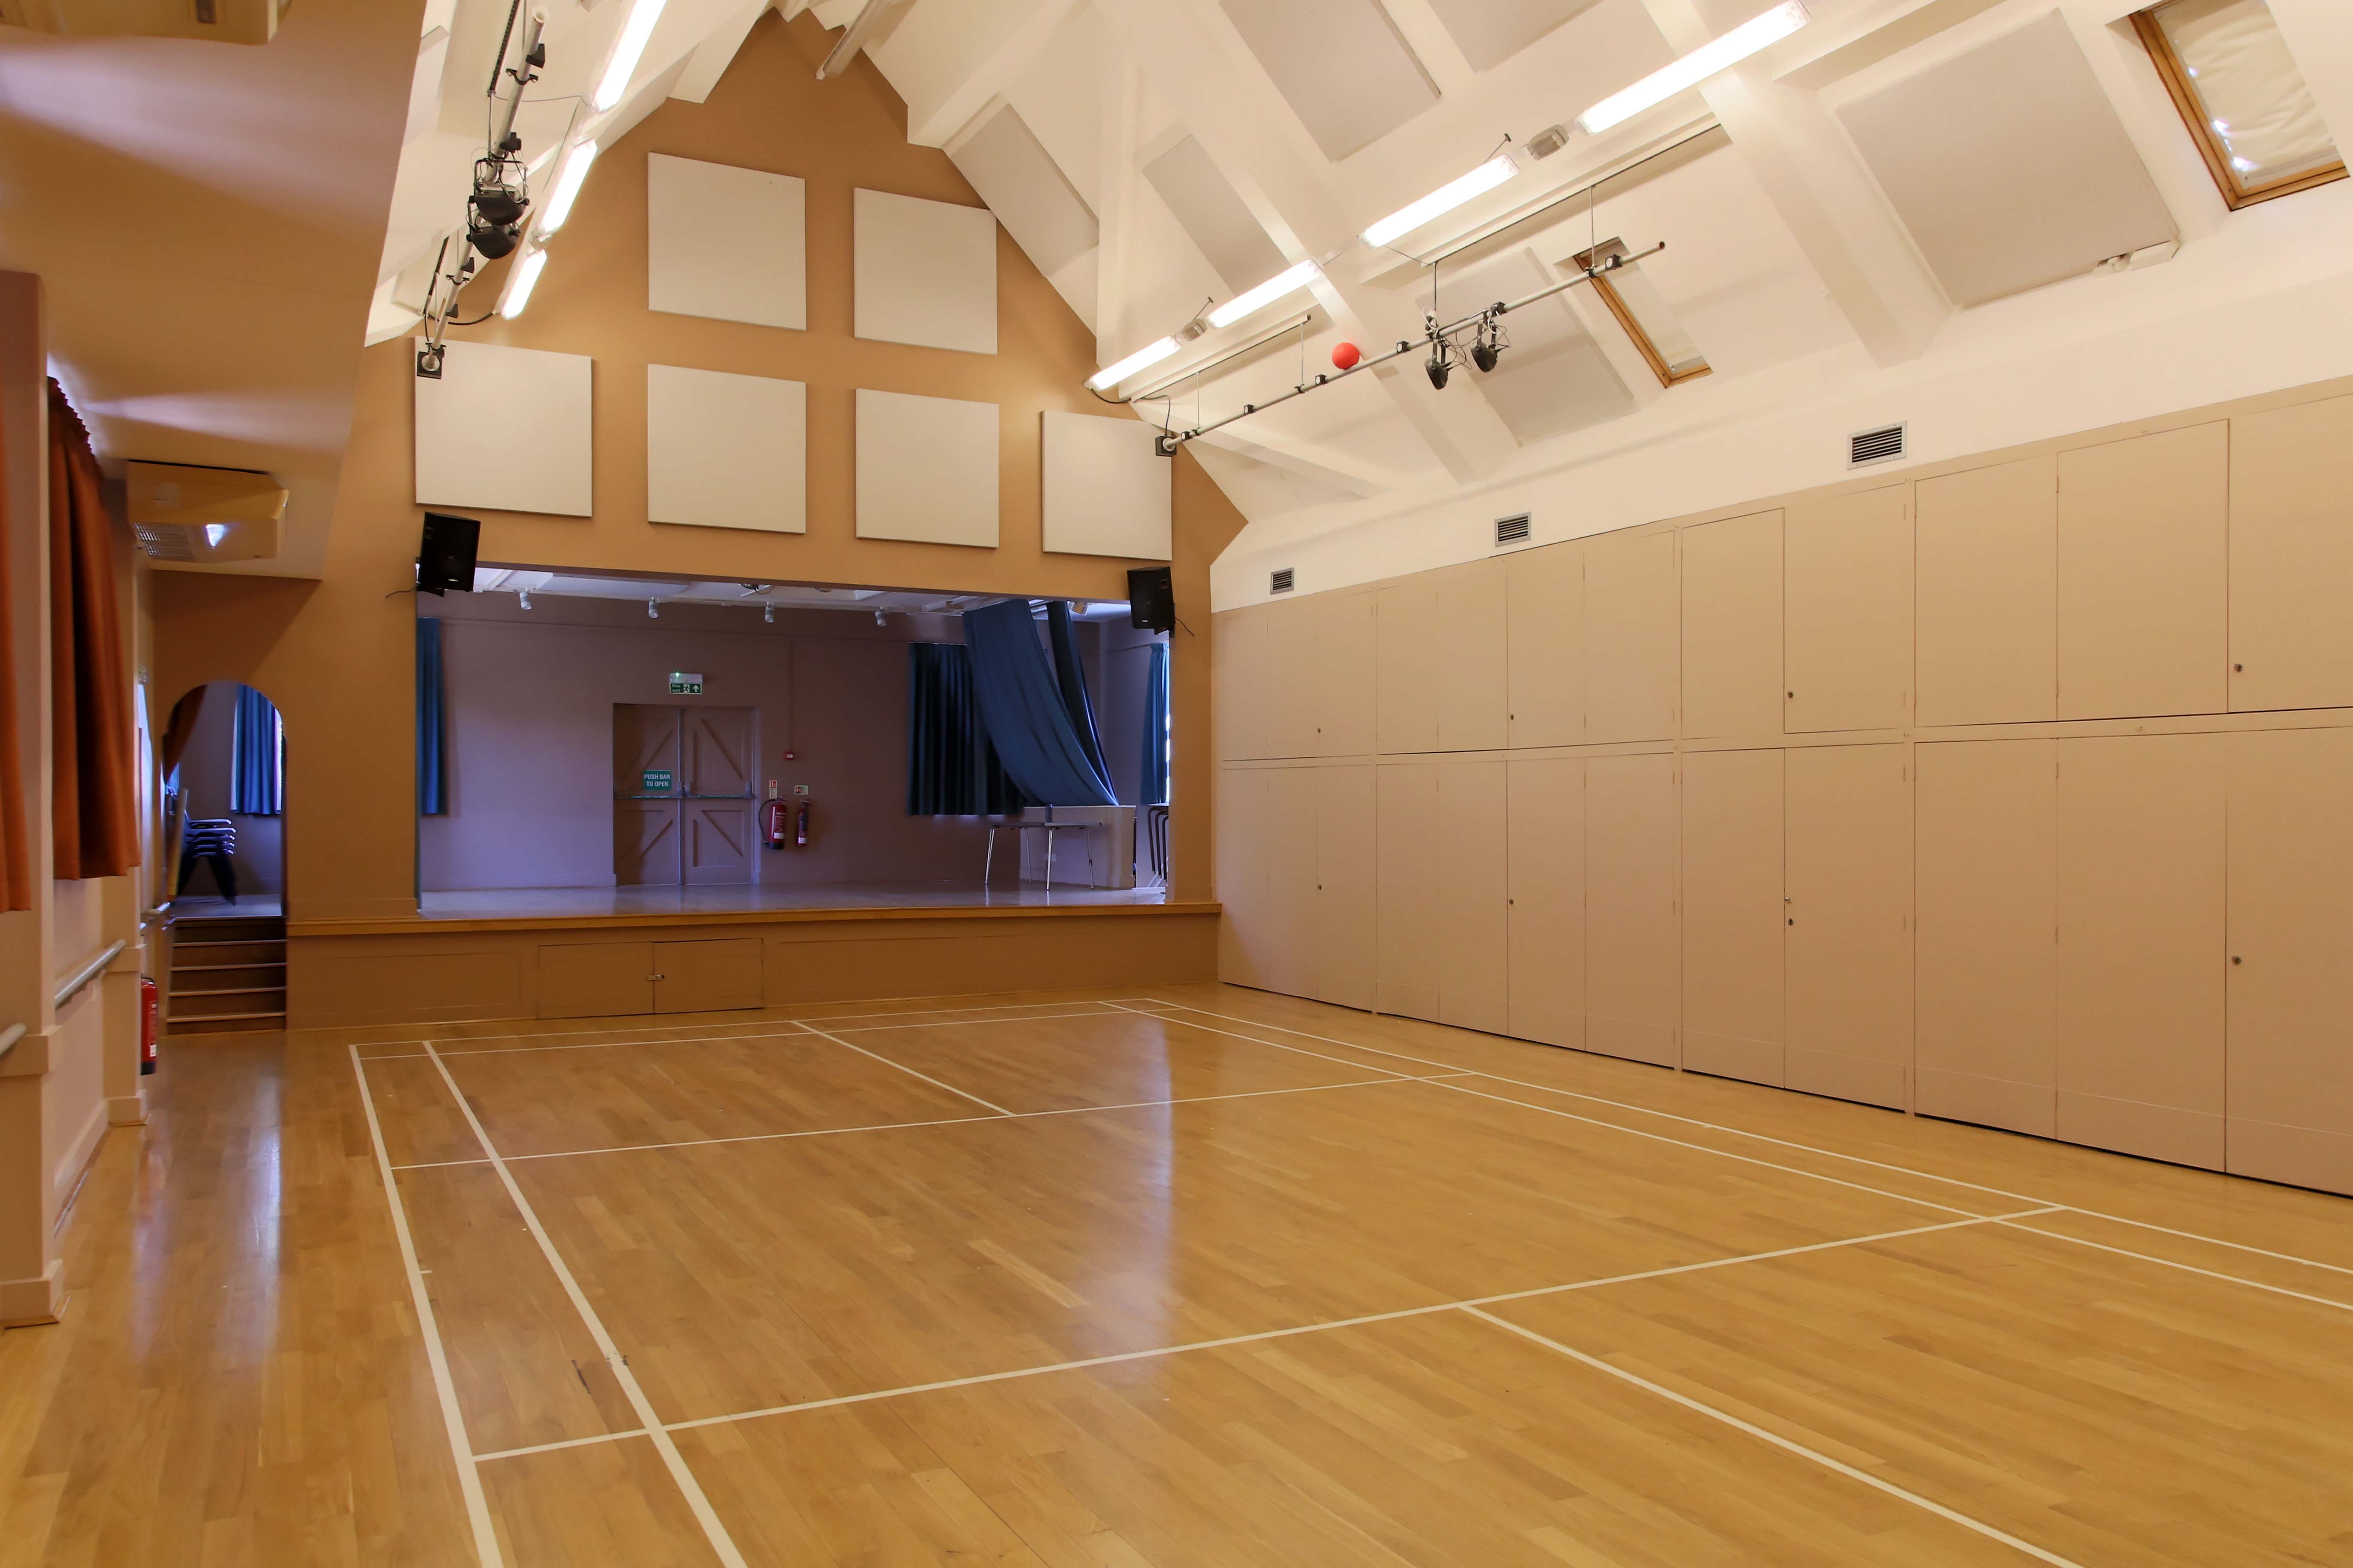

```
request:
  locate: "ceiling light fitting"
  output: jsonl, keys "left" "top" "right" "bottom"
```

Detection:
{"left": 594, "top": 0, "right": 667, "bottom": 112}
{"left": 648, "top": 598, "right": 659, "bottom": 618}
{"left": 1362, "top": 153, "right": 1518, "bottom": 248}
{"left": 1575, "top": 0, "right": 1809, "bottom": 136}
{"left": 1206, "top": 260, "right": 1322, "bottom": 329}
{"left": 498, "top": 248, "right": 547, "bottom": 319}
{"left": 538, "top": 139, "right": 600, "bottom": 235}
{"left": 1087, "top": 336, "right": 1182, "bottom": 391}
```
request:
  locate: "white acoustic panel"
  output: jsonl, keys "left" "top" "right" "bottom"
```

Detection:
{"left": 1144, "top": 135, "right": 1288, "bottom": 294}
{"left": 646, "top": 364, "right": 805, "bottom": 534}
{"left": 647, "top": 153, "right": 806, "bottom": 330}
{"left": 853, "top": 189, "right": 998, "bottom": 354}
{"left": 1425, "top": 0, "right": 1602, "bottom": 70}
{"left": 1839, "top": 15, "right": 2177, "bottom": 308}
{"left": 855, "top": 389, "right": 998, "bottom": 547}
{"left": 951, "top": 106, "right": 1098, "bottom": 280}
{"left": 1221, "top": 0, "right": 1439, "bottom": 161}
{"left": 414, "top": 338, "right": 592, "bottom": 516}
{"left": 1042, "top": 412, "right": 1171, "bottom": 561}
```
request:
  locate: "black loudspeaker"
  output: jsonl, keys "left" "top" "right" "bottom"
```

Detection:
{"left": 416, "top": 512, "right": 481, "bottom": 596}
{"left": 1127, "top": 565, "right": 1175, "bottom": 632}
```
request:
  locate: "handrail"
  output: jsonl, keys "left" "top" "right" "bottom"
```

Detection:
{"left": 0, "top": 1023, "right": 21, "bottom": 1063}
{"left": 53, "top": 939, "right": 129, "bottom": 1012}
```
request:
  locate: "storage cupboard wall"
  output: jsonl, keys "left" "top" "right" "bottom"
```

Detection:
{"left": 1214, "top": 380, "right": 2353, "bottom": 1197}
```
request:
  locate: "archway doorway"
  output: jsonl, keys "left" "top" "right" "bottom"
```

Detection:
{"left": 158, "top": 681, "right": 287, "bottom": 1035}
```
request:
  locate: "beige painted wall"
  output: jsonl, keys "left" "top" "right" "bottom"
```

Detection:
{"left": 151, "top": 10, "right": 1244, "bottom": 929}
{"left": 1217, "top": 374, "right": 2353, "bottom": 1198}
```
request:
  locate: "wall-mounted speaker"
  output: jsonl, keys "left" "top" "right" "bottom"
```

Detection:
{"left": 1127, "top": 566, "right": 1175, "bottom": 632}
{"left": 416, "top": 512, "right": 481, "bottom": 597}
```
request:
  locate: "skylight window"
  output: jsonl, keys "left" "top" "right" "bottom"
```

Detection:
{"left": 2133, "top": 0, "right": 2346, "bottom": 208}
{"left": 1574, "top": 239, "right": 1711, "bottom": 388}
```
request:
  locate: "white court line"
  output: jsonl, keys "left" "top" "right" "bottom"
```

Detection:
{"left": 387, "top": 1074, "right": 1458, "bottom": 1170}
{"left": 343, "top": 999, "right": 1134, "bottom": 1055}
{"left": 349, "top": 1047, "right": 505, "bottom": 1568}
{"left": 1102, "top": 999, "right": 1419, "bottom": 1081}
{"left": 791, "top": 1020, "right": 1017, "bottom": 1116}
{"left": 420, "top": 1044, "right": 751, "bottom": 1568}
{"left": 472, "top": 1209, "right": 2038, "bottom": 1459}
{"left": 1137, "top": 998, "right": 2353, "bottom": 1283}
{"left": 1997, "top": 1219, "right": 2353, "bottom": 1313}
{"left": 1462, "top": 1306, "right": 2086, "bottom": 1568}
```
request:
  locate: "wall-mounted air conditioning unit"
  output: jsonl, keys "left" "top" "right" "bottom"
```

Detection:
{"left": 0, "top": 0, "right": 290, "bottom": 44}
{"left": 126, "top": 462, "right": 287, "bottom": 565}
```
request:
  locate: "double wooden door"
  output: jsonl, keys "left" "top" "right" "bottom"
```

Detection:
{"left": 613, "top": 704, "right": 756, "bottom": 886}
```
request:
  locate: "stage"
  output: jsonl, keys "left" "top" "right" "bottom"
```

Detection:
{"left": 415, "top": 879, "right": 1174, "bottom": 924}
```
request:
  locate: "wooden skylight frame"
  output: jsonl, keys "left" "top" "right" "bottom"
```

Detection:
{"left": 2131, "top": 0, "right": 2348, "bottom": 210}
{"left": 1573, "top": 241, "right": 1712, "bottom": 390}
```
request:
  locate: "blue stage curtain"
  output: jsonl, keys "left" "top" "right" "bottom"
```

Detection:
{"left": 1139, "top": 640, "right": 1170, "bottom": 806}
{"left": 416, "top": 618, "right": 448, "bottom": 816}
{"left": 1042, "top": 600, "right": 1112, "bottom": 793}
{"left": 906, "top": 643, "right": 1027, "bottom": 815}
{"left": 228, "top": 684, "right": 283, "bottom": 816}
{"left": 960, "top": 599, "right": 1116, "bottom": 807}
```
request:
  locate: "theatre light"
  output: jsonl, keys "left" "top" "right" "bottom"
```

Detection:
{"left": 593, "top": 0, "right": 667, "bottom": 112}
{"left": 538, "top": 139, "right": 600, "bottom": 235}
{"left": 1087, "top": 336, "right": 1181, "bottom": 391}
{"left": 1361, "top": 154, "right": 1517, "bottom": 248}
{"left": 1576, "top": 1, "right": 1809, "bottom": 135}
{"left": 1206, "top": 260, "right": 1321, "bottom": 329}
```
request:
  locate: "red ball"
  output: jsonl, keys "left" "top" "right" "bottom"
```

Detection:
{"left": 1331, "top": 341, "right": 1361, "bottom": 371}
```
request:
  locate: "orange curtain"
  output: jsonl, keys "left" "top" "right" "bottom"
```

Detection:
{"left": 0, "top": 392, "right": 25, "bottom": 912}
{"left": 48, "top": 380, "right": 136, "bottom": 880}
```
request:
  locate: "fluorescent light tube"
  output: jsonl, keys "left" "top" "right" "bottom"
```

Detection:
{"left": 1576, "top": 0, "right": 1808, "bottom": 134}
{"left": 538, "top": 139, "right": 599, "bottom": 234}
{"left": 1087, "top": 336, "right": 1180, "bottom": 390}
{"left": 1361, "top": 154, "right": 1517, "bottom": 248}
{"left": 1206, "top": 260, "right": 1321, "bottom": 329}
{"left": 593, "top": 0, "right": 667, "bottom": 112}
{"left": 500, "top": 249, "right": 548, "bottom": 319}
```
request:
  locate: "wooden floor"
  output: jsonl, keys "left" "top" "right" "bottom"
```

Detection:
{"left": 6, "top": 985, "right": 2353, "bottom": 1566}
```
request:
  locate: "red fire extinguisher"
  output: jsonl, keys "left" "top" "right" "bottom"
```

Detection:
{"left": 762, "top": 798, "right": 790, "bottom": 849}
{"left": 139, "top": 976, "right": 159, "bottom": 1075}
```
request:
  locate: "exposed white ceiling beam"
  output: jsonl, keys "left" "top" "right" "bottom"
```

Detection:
{"left": 896, "top": 0, "right": 1082, "bottom": 148}
{"left": 2267, "top": 0, "right": 2353, "bottom": 161}
{"left": 1093, "top": 48, "right": 1151, "bottom": 368}
{"left": 1638, "top": 0, "right": 1949, "bottom": 365}
{"left": 1190, "top": 424, "right": 1414, "bottom": 497}
{"left": 671, "top": 0, "right": 773, "bottom": 103}
{"left": 1091, "top": 0, "right": 1517, "bottom": 482}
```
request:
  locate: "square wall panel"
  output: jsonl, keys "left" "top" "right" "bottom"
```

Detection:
{"left": 1222, "top": 0, "right": 1438, "bottom": 161}
{"left": 1042, "top": 411, "right": 1170, "bottom": 560}
{"left": 414, "top": 338, "right": 592, "bottom": 516}
{"left": 1837, "top": 15, "right": 2176, "bottom": 307}
{"left": 1426, "top": 0, "right": 1604, "bottom": 72}
{"left": 855, "top": 389, "right": 998, "bottom": 547}
{"left": 647, "top": 153, "right": 806, "bottom": 330}
{"left": 853, "top": 189, "right": 999, "bottom": 354}
{"left": 950, "top": 106, "right": 1098, "bottom": 279}
{"left": 646, "top": 364, "right": 806, "bottom": 535}
{"left": 1144, "top": 135, "right": 1288, "bottom": 294}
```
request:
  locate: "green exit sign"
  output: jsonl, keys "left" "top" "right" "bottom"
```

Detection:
{"left": 642, "top": 769, "right": 673, "bottom": 793}
{"left": 668, "top": 672, "right": 703, "bottom": 695}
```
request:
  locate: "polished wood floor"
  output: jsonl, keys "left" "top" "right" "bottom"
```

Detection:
{"left": 6, "top": 984, "right": 2353, "bottom": 1566}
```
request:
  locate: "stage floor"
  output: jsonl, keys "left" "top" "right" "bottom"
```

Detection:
{"left": 414, "top": 879, "right": 1172, "bottom": 922}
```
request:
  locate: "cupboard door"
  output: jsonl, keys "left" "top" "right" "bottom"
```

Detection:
{"left": 1585, "top": 531, "right": 1679, "bottom": 744}
{"left": 2055, "top": 733, "right": 2226, "bottom": 1169}
{"left": 2230, "top": 397, "right": 2353, "bottom": 712}
{"left": 1438, "top": 760, "right": 1509, "bottom": 1033}
{"left": 1584, "top": 753, "right": 1678, "bottom": 1065}
{"left": 1264, "top": 600, "right": 1318, "bottom": 759}
{"left": 1680, "top": 748, "right": 1785, "bottom": 1087}
{"left": 2226, "top": 728, "right": 2353, "bottom": 1195}
{"left": 1785, "top": 486, "right": 1911, "bottom": 733}
{"left": 1214, "top": 769, "right": 1267, "bottom": 988}
{"left": 538, "top": 941, "right": 656, "bottom": 1019}
{"left": 1785, "top": 744, "right": 1912, "bottom": 1109}
{"left": 1312, "top": 591, "right": 1377, "bottom": 755}
{"left": 1375, "top": 581, "right": 1441, "bottom": 754}
{"left": 1214, "top": 608, "right": 1269, "bottom": 760}
{"left": 1916, "top": 457, "right": 2057, "bottom": 727}
{"left": 1435, "top": 560, "right": 1509, "bottom": 751}
{"left": 1506, "top": 757, "right": 1583, "bottom": 1049}
{"left": 2057, "top": 424, "right": 2228, "bottom": 720}
{"left": 1681, "top": 511, "right": 1783, "bottom": 740}
{"left": 653, "top": 938, "right": 764, "bottom": 1013}
{"left": 1375, "top": 763, "right": 1442, "bottom": 1021}
{"left": 1507, "top": 544, "right": 1583, "bottom": 748}
{"left": 1260, "top": 767, "right": 1320, "bottom": 998}
{"left": 1313, "top": 764, "right": 1377, "bottom": 1011}
{"left": 1915, "top": 740, "right": 2057, "bottom": 1137}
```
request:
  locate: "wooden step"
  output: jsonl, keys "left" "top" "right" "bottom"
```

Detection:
{"left": 169, "top": 962, "right": 287, "bottom": 990}
{"left": 172, "top": 917, "right": 285, "bottom": 942}
{"left": 164, "top": 1012, "right": 284, "bottom": 1036}
{"left": 169, "top": 939, "right": 286, "bottom": 966}
{"left": 170, "top": 986, "right": 288, "bottom": 1019}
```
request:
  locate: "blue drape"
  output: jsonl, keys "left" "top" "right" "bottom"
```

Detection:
{"left": 961, "top": 599, "right": 1116, "bottom": 807}
{"left": 1043, "top": 600, "right": 1112, "bottom": 793}
{"left": 417, "top": 618, "right": 448, "bottom": 817}
{"left": 906, "top": 643, "right": 1028, "bottom": 815}
{"left": 228, "top": 685, "right": 282, "bottom": 816}
{"left": 1139, "top": 641, "right": 1170, "bottom": 806}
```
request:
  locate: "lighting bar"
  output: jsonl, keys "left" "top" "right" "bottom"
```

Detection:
{"left": 1206, "top": 260, "right": 1321, "bottom": 329}
{"left": 593, "top": 0, "right": 667, "bottom": 112}
{"left": 1361, "top": 154, "right": 1517, "bottom": 248}
{"left": 499, "top": 248, "right": 548, "bottom": 320}
{"left": 1576, "top": 0, "right": 1808, "bottom": 135}
{"left": 1086, "top": 336, "right": 1180, "bottom": 391}
{"left": 538, "top": 139, "right": 600, "bottom": 234}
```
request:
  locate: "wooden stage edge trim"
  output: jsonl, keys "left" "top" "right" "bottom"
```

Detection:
{"left": 287, "top": 900, "right": 1222, "bottom": 938}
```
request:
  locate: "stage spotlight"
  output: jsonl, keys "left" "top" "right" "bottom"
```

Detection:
{"left": 647, "top": 598, "right": 659, "bottom": 618}
{"left": 1426, "top": 350, "right": 1451, "bottom": 390}
{"left": 1472, "top": 341, "right": 1498, "bottom": 373}
{"left": 763, "top": 603, "right": 774, "bottom": 623}
{"left": 518, "top": 590, "right": 532, "bottom": 610}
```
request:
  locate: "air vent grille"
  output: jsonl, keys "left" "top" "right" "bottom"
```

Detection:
{"left": 1850, "top": 422, "right": 1907, "bottom": 467}
{"left": 1269, "top": 567, "right": 1295, "bottom": 594}
{"left": 1494, "top": 513, "right": 1532, "bottom": 547}
{"left": 133, "top": 525, "right": 195, "bottom": 562}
